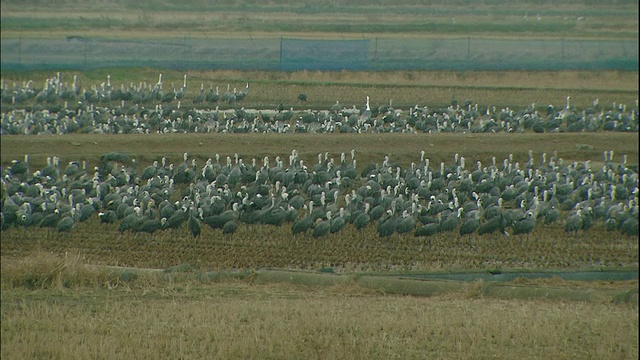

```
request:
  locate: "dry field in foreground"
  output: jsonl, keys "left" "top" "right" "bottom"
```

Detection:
{"left": 1, "top": 252, "right": 638, "bottom": 360}
{"left": 2, "top": 279, "right": 638, "bottom": 360}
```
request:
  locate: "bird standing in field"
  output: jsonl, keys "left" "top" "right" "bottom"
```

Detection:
{"left": 459, "top": 217, "right": 480, "bottom": 239}
{"left": 313, "top": 211, "right": 331, "bottom": 238}
{"left": 222, "top": 219, "right": 238, "bottom": 236}
{"left": 292, "top": 215, "right": 314, "bottom": 236}
{"left": 378, "top": 209, "right": 398, "bottom": 238}
{"left": 57, "top": 215, "right": 75, "bottom": 233}
{"left": 619, "top": 217, "right": 638, "bottom": 236}
{"left": 353, "top": 203, "right": 371, "bottom": 232}
{"left": 544, "top": 205, "right": 560, "bottom": 225}
{"left": 188, "top": 207, "right": 201, "bottom": 238}
{"left": 119, "top": 207, "right": 143, "bottom": 233}
{"left": 439, "top": 208, "right": 463, "bottom": 233}
{"left": 330, "top": 208, "right": 347, "bottom": 234}
{"left": 396, "top": 210, "right": 416, "bottom": 235}
{"left": 512, "top": 211, "right": 536, "bottom": 239}
{"left": 477, "top": 217, "right": 502, "bottom": 237}
{"left": 40, "top": 209, "right": 61, "bottom": 230}
{"left": 99, "top": 210, "right": 117, "bottom": 224}
{"left": 564, "top": 209, "right": 583, "bottom": 236}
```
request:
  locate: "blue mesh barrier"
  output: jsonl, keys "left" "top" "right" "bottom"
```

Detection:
{"left": 1, "top": 36, "right": 637, "bottom": 71}
{"left": 279, "top": 38, "right": 369, "bottom": 70}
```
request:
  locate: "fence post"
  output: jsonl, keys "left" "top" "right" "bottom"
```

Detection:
{"left": 467, "top": 35, "right": 471, "bottom": 63}
{"left": 18, "top": 37, "right": 21, "bottom": 64}
{"left": 279, "top": 36, "right": 283, "bottom": 70}
{"left": 374, "top": 37, "right": 377, "bottom": 63}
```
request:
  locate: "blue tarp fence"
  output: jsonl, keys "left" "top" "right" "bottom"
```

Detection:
{"left": 1, "top": 36, "right": 637, "bottom": 71}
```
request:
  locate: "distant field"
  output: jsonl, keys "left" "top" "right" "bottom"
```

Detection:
{"left": 1, "top": 0, "right": 638, "bottom": 39}
{"left": 1, "top": 0, "right": 638, "bottom": 73}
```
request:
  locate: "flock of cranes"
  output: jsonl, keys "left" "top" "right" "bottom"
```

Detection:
{"left": 1, "top": 72, "right": 638, "bottom": 239}
{"left": 1, "top": 73, "right": 249, "bottom": 107}
{"left": 1, "top": 73, "right": 638, "bottom": 135}
{"left": 2, "top": 149, "right": 638, "bottom": 240}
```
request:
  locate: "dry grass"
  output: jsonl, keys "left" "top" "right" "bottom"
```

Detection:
{"left": 0, "top": 251, "right": 151, "bottom": 290}
{"left": 1, "top": 214, "right": 638, "bottom": 273}
{"left": 2, "top": 279, "right": 638, "bottom": 359}
{"left": 1, "top": 253, "right": 636, "bottom": 359}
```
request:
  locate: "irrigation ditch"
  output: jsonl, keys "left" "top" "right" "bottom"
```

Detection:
{"left": 3, "top": 253, "right": 636, "bottom": 303}
{"left": 110, "top": 264, "right": 639, "bottom": 304}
